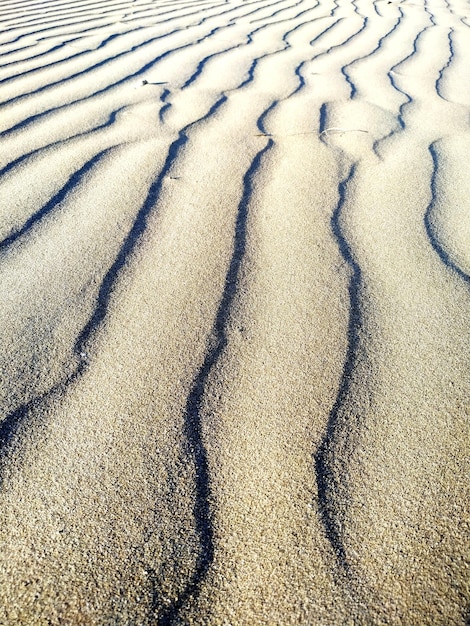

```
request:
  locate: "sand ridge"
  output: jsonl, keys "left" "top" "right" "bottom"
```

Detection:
{"left": 0, "top": 0, "right": 469, "bottom": 623}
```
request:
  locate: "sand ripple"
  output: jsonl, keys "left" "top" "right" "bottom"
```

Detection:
{"left": 0, "top": 0, "right": 469, "bottom": 622}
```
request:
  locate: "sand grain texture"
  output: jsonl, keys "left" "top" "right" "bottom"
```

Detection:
{"left": 0, "top": 0, "right": 469, "bottom": 623}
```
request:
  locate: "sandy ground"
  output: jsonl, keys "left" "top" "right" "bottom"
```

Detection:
{"left": 0, "top": 0, "right": 469, "bottom": 623}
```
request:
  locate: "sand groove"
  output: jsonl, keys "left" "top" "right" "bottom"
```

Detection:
{"left": 1, "top": 0, "right": 469, "bottom": 622}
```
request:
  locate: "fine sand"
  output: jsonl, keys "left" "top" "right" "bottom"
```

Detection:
{"left": 0, "top": 0, "right": 469, "bottom": 623}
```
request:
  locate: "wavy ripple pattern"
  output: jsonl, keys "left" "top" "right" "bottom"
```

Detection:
{"left": 0, "top": 0, "right": 469, "bottom": 622}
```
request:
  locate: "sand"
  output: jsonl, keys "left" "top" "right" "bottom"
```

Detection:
{"left": 0, "top": 0, "right": 469, "bottom": 622}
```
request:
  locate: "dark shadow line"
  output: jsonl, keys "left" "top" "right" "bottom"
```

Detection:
{"left": 0, "top": 12, "right": 128, "bottom": 48}
{"left": 319, "top": 101, "right": 328, "bottom": 134}
{"left": 234, "top": 16, "right": 303, "bottom": 90}
{"left": 310, "top": 15, "right": 367, "bottom": 68}
{"left": 314, "top": 164, "right": 360, "bottom": 571}
{"left": 257, "top": 99, "right": 278, "bottom": 134}
{"left": 0, "top": 376, "right": 72, "bottom": 454}
{"left": 0, "top": 149, "right": 111, "bottom": 252}
{"left": 250, "top": 3, "right": 321, "bottom": 29}
{"left": 424, "top": 143, "right": 470, "bottom": 285}
{"left": 330, "top": 0, "right": 341, "bottom": 17}
{"left": 435, "top": 28, "right": 454, "bottom": 101}
{"left": 1, "top": 0, "right": 308, "bottom": 137}
{"left": 0, "top": 6, "right": 127, "bottom": 46}
{"left": 308, "top": 17, "right": 341, "bottom": 49}
{"left": 385, "top": 8, "right": 409, "bottom": 131}
{"left": 3, "top": 0, "right": 127, "bottom": 14}
{"left": 0, "top": 76, "right": 234, "bottom": 481}
{"left": 423, "top": 0, "right": 437, "bottom": 26}
{"left": 339, "top": 17, "right": 368, "bottom": 98}
{"left": 276, "top": 1, "right": 323, "bottom": 25}
{"left": 0, "top": 13, "right": 107, "bottom": 37}
{"left": 159, "top": 88, "right": 172, "bottom": 123}
{"left": 1, "top": 0, "right": 241, "bottom": 109}
{"left": 254, "top": 16, "right": 320, "bottom": 133}
{"left": 173, "top": 0, "right": 316, "bottom": 95}
{"left": 292, "top": 59, "right": 306, "bottom": 94}
{"left": 372, "top": 0, "right": 383, "bottom": 19}
{"left": 234, "top": 12, "right": 310, "bottom": 92}
{"left": 157, "top": 137, "right": 274, "bottom": 626}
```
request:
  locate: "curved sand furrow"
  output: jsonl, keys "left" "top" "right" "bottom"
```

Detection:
{"left": 171, "top": 6, "right": 414, "bottom": 613}
{"left": 0, "top": 149, "right": 112, "bottom": 250}
{"left": 388, "top": 25, "right": 469, "bottom": 139}
{"left": 316, "top": 6, "right": 431, "bottom": 152}
{"left": 0, "top": 103, "right": 129, "bottom": 177}
{"left": 248, "top": 0, "right": 310, "bottom": 22}
{"left": 132, "top": 18, "right": 350, "bottom": 619}
{"left": 0, "top": 12, "right": 131, "bottom": 47}
{"left": 0, "top": 0, "right": 469, "bottom": 623}
{"left": 0, "top": 18, "right": 179, "bottom": 80}
{"left": 0, "top": 84, "right": 168, "bottom": 166}
{"left": 0, "top": 27, "right": 140, "bottom": 81}
{"left": 0, "top": 28, "right": 233, "bottom": 153}
{"left": 341, "top": 7, "right": 411, "bottom": 107}
{"left": 0, "top": 1, "right": 136, "bottom": 30}
{"left": 0, "top": 39, "right": 76, "bottom": 65}
{"left": 0, "top": 40, "right": 102, "bottom": 78}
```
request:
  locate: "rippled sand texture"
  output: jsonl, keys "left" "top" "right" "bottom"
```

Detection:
{"left": 1, "top": 0, "right": 470, "bottom": 622}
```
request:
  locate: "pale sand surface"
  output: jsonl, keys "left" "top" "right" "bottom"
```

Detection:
{"left": 0, "top": 0, "right": 469, "bottom": 622}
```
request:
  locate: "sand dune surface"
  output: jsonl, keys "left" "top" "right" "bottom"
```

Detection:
{"left": 0, "top": 0, "right": 469, "bottom": 623}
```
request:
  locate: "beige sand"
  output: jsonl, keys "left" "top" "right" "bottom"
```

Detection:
{"left": 0, "top": 0, "right": 469, "bottom": 622}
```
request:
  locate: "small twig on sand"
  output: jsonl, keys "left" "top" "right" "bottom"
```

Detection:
{"left": 320, "top": 127, "right": 369, "bottom": 137}
{"left": 253, "top": 129, "right": 369, "bottom": 138}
